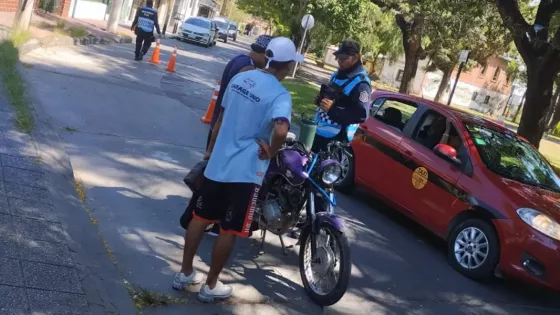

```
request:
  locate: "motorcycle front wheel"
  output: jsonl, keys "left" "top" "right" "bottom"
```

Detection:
{"left": 299, "top": 222, "right": 351, "bottom": 306}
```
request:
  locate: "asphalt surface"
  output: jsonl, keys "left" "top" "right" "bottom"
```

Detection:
{"left": 20, "top": 36, "right": 560, "bottom": 315}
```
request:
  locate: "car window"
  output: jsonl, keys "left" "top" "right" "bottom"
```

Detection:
{"left": 186, "top": 18, "right": 210, "bottom": 29}
{"left": 466, "top": 124, "right": 560, "bottom": 192}
{"left": 413, "top": 111, "right": 471, "bottom": 168}
{"left": 414, "top": 111, "right": 451, "bottom": 150}
{"left": 373, "top": 99, "right": 418, "bottom": 131}
{"left": 214, "top": 21, "right": 227, "bottom": 29}
{"left": 229, "top": 24, "right": 237, "bottom": 30}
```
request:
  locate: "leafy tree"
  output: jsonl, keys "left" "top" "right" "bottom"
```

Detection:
{"left": 493, "top": 0, "right": 560, "bottom": 147}
{"left": 423, "top": 2, "right": 510, "bottom": 103}
{"left": 358, "top": 3, "right": 403, "bottom": 65}
{"left": 370, "top": 0, "right": 434, "bottom": 94}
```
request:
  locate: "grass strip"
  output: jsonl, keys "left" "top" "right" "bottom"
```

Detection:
{"left": 0, "top": 34, "right": 34, "bottom": 133}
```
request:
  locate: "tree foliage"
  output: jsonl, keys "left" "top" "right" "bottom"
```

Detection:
{"left": 423, "top": 1, "right": 511, "bottom": 102}
{"left": 493, "top": 0, "right": 560, "bottom": 146}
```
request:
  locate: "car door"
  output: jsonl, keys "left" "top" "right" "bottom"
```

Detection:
{"left": 398, "top": 109, "right": 470, "bottom": 235}
{"left": 353, "top": 96, "right": 420, "bottom": 211}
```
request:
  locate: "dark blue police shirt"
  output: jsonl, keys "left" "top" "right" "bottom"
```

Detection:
{"left": 210, "top": 54, "right": 255, "bottom": 128}
{"left": 327, "top": 63, "right": 372, "bottom": 126}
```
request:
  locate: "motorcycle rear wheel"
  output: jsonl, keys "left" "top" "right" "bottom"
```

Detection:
{"left": 299, "top": 222, "right": 351, "bottom": 306}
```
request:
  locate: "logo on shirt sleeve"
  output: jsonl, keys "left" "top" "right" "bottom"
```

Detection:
{"left": 359, "top": 91, "right": 370, "bottom": 103}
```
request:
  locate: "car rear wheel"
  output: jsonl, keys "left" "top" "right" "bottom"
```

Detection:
{"left": 447, "top": 218, "right": 499, "bottom": 281}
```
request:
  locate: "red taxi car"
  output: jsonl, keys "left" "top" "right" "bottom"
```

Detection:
{"left": 341, "top": 90, "right": 560, "bottom": 290}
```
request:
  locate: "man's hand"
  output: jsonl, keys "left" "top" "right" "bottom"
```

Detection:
{"left": 203, "top": 151, "right": 211, "bottom": 160}
{"left": 257, "top": 140, "right": 272, "bottom": 160}
{"left": 320, "top": 98, "right": 334, "bottom": 112}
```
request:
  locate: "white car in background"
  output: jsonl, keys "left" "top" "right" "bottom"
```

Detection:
{"left": 176, "top": 17, "right": 217, "bottom": 48}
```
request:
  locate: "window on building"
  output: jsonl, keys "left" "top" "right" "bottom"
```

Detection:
{"left": 471, "top": 92, "right": 478, "bottom": 101}
{"left": 484, "top": 95, "right": 490, "bottom": 104}
{"left": 396, "top": 70, "right": 404, "bottom": 82}
{"left": 492, "top": 67, "right": 501, "bottom": 81}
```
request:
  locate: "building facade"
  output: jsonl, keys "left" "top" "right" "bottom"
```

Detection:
{"left": 377, "top": 55, "right": 524, "bottom": 116}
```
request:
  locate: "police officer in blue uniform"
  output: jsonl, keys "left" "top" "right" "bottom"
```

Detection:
{"left": 312, "top": 40, "right": 371, "bottom": 152}
{"left": 131, "top": 0, "right": 161, "bottom": 61}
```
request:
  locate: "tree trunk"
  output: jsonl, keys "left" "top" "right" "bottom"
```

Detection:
{"left": 517, "top": 66, "right": 557, "bottom": 148}
{"left": 434, "top": 67, "right": 453, "bottom": 103}
{"left": 107, "top": 0, "right": 124, "bottom": 34}
{"left": 548, "top": 90, "right": 560, "bottom": 131}
{"left": 13, "top": 0, "right": 35, "bottom": 31}
{"left": 220, "top": 0, "right": 230, "bottom": 16}
{"left": 396, "top": 15, "right": 423, "bottom": 94}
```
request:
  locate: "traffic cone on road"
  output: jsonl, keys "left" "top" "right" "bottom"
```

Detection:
{"left": 201, "top": 81, "right": 221, "bottom": 124}
{"left": 149, "top": 40, "right": 161, "bottom": 64}
{"left": 166, "top": 47, "right": 177, "bottom": 72}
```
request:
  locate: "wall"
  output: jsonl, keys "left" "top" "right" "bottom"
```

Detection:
{"left": 421, "top": 71, "right": 511, "bottom": 116}
{"left": 0, "top": 0, "right": 18, "bottom": 12}
{"left": 73, "top": 0, "right": 107, "bottom": 19}
{"left": 378, "top": 56, "right": 430, "bottom": 95}
{"left": 452, "top": 56, "right": 512, "bottom": 95}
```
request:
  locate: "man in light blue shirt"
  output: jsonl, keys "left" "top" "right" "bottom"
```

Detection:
{"left": 172, "top": 37, "right": 303, "bottom": 302}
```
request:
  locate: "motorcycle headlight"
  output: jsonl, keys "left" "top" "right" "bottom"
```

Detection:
{"left": 321, "top": 164, "right": 342, "bottom": 185}
{"left": 517, "top": 208, "right": 560, "bottom": 241}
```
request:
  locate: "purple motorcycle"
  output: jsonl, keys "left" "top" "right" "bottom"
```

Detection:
{"left": 254, "top": 136, "right": 351, "bottom": 306}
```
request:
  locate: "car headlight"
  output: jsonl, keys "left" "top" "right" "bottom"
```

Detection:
{"left": 321, "top": 164, "right": 342, "bottom": 185}
{"left": 517, "top": 208, "right": 560, "bottom": 241}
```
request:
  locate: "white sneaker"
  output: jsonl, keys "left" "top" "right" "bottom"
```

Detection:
{"left": 198, "top": 281, "right": 233, "bottom": 302}
{"left": 172, "top": 271, "right": 204, "bottom": 290}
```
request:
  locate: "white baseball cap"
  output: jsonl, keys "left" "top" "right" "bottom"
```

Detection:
{"left": 265, "top": 37, "right": 304, "bottom": 68}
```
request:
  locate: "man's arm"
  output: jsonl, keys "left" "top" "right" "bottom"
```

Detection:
{"left": 131, "top": 8, "right": 140, "bottom": 31}
{"left": 258, "top": 93, "right": 292, "bottom": 160}
{"left": 205, "top": 108, "right": 224, "bottom": 158}
{"left": 153, "top": 12, "right": 161, "bottom": 34}
{"left": 327, "top": 82, "right": 371, "bottom": 125}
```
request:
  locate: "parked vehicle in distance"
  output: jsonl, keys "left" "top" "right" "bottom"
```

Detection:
{"left": 212, "top": 17, "right": 237, "bottom": 42}
{"left": 213, "top": 19, "right": 229, "bottom": 43}
{"left": 176, "top": 17, "right": 217, "bottom": 48}
{"left": 343, "top": 90, "right": 560, "bottom": 291}
{"left": 227, "top": 22, "right": 238, "bottom": 41}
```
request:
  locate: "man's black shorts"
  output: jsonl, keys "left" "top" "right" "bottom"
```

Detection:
{"left": 193, "top": 176, "right": 260, "bottom": 238}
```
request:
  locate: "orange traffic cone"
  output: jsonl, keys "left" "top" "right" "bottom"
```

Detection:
{"left": 149, "top": 39, "right": 161, "bottom": 64}
{"left": 201, "top": 81, "right": 221, "bottom": 124}
{"left": 166, "top": 47, "right": 177, "bottom": 72}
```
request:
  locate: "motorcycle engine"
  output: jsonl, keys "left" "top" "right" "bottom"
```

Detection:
{"left": 261, "top": 177, "right": 305, "bottom": 235}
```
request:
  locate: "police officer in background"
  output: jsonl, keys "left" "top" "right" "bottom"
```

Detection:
{"left": 312, "top": 40, "right": 371, "bottom": 152}
{"left": 131, "top": 0, "right": 161, "bottom": 61}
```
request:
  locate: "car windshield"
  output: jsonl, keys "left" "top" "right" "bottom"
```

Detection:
{"left": 214, "top": 21, "right": 227, "bottom": 29}
{"left": 229, "top": 24, "right": 237, "bottom": 30}
{"left": 186, "top": 18, "right": 210, "bottom": 29}
{"left": 466, "top": 123, "right": 560, "bottom": 193}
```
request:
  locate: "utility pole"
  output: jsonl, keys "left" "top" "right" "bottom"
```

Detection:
{"left": 107, "top": 0, "right": 124, "bottom": 33}
{"left": 447, "top": 49, "right": 470, "bottom": 106}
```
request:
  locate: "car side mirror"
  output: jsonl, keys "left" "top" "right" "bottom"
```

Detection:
{"left": 434, "top": 144, "right": 461, "bottom": 165}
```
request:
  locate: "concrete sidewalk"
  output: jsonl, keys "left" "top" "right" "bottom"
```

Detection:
{"left": 0, "top": 79, "right": 136, "bottom": 313}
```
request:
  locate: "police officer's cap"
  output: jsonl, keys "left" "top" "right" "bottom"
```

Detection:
{"left": 334, "top": 40, "right": 361, "bottom": 56}
{"left": 250, "top": 35, "right": 273, "bottom": 54}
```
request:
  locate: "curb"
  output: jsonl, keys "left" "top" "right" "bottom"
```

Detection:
{"left": 15, "top": 33, "right": 134, "bottom": 58}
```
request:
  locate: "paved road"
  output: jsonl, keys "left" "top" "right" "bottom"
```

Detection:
{"left": 21, "top": 37, "right": 560, "bottom": 315}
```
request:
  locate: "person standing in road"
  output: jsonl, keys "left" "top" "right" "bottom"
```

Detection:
{"left": 131, "top": 0, "right": 161, "bottom": 61}
{"left": 202, "top": 34, "right": 273, "bottom": 237}
{"left": 172, "top": 37, "right": 302, "bottom": 303}
{"left": 312, "top": 40, "right": 372, "bottom": 152}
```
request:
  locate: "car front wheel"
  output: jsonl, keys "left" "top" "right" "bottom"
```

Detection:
{"left": 447, "top": 218, "right": 499, "bottom": 281}
{"left": 334, "top": 147, "right": 355, "bottom": 194}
